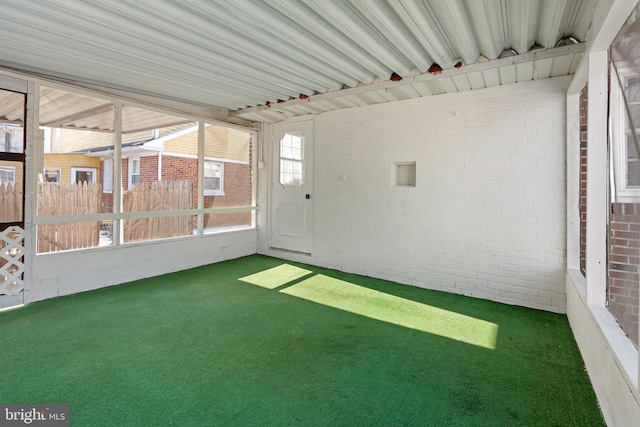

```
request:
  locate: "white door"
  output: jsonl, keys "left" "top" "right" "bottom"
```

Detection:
{"left": 271, "top": 118, "right": 313, "bottom": 254}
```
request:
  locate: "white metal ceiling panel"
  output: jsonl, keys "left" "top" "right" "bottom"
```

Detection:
{"left": 451, "top": 74, "right": 472, "bottom": 92}
{"left": 499, "top": 65, "right": 517, "bottom": 85}
{"left": 533, "top": 57, "right": 554, "bottom": 79}
{"left": 482, "top": 68, "right": 502, "bottom": 88}
{"left": 466, "top": 71, "right": 487, "bottom": 90}
{"left": 516, "top": 62, "right": 534, "bottom": 82}
{"left": 438, "top": 77, "right": 459, "bottom": 93}
{"left": 411, "top": 81, "right": 434, "bottom": 97}
{"left": 550, "top": 55, "right": 576, "bottom": 77}
{"left": 0, "top": 0, "right": 597, "bottom": 123}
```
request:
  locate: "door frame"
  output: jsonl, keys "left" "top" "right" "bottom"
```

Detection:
{"left": 269, "top": 116, "right": 314, "bottom": 255}
{"left": 0, "top": 75, "right": 31, "bottom": 309}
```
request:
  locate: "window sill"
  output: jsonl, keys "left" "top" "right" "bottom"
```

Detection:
{"left": 568, "top": 269, "right": 639, "bottom": 397}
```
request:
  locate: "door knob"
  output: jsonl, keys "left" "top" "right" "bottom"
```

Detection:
{"left": 305, "top": 194, "right": 311, "bottom": 199}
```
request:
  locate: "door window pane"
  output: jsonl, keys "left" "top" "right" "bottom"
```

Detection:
{"left": 0, "top": 89, "right": 25, "bottom": 154}
{"left": 280, "top": 133, "right": 304, "bottom": 187}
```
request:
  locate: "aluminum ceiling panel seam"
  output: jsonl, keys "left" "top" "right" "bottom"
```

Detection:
{"left": 427, "top": 0, "right": 480, "bottom": 65}
{"left": 270, "top": 0, "right": 393, "bottom": 78}
{"left": 538, "top": 0, "right": 574, "bottom": 48}
{"left": 508, "top": 0, "right": 541, "bottom": 54}
{"left": 388, "top": 0, "right": 455, "bottom": 69}
{"left": 0, "top": 2, "right": 312, "bottom": 104}
{"left": 302, "top": 0, "right": 414, "bottom": 76}
{"left": 216, "top": 0, "right": 378, "bottom": 84}
{"left": 464, "top": 0, "right": 506, "bottom": 60}
{"left": 354, "top": 1, "right": 433, "bottom": 73}
{"left": 183, "top": 0, "right": 363, "bottom": 88}
{"left": 75, "top": 0, "right": 324, "bottom": 98}
{"left": 111, "top": 0, "right": 343, "bottom": 94}
{"left": 0, "top": 39, "right": 263, "bottom": 109}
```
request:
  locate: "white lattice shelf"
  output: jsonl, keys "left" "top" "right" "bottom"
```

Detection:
{"left": 0, "top": 226, "right": 25, "bottom": 296}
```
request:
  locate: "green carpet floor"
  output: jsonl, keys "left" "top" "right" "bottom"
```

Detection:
{"left": 0, "top": 255, "right": 604, "bottom": 426}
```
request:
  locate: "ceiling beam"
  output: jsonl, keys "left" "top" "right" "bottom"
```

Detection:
{"left": 231, "top": 43, "right": 585, "bottom": 119}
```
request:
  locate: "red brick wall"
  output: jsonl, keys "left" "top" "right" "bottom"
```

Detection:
{"left": 140, "top": 156, "right": 158, "bottom": 184}
{"left": 120, "top": 156, "right": 158, "bottom": 190}
{"left": 204, "top": 162, "right": 252, "bottom": 228}
{"left": 101, "top": 192, "right": 114, "bottom": 213}
{"left": 580, "top": 85, "right": 588, "bottom": 275}
{"left": 160, "top": 156, "right": 252, "bottom": 228}
{"left": 608, "top": 203, "right": 640, "bottom": 346}
{"left": 122, "top": 160, "right": 128, "bottom": 190}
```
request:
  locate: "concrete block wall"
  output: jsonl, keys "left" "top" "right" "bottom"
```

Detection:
{"left": 260, "top": 76, "right": 571, "bottom": 313}
{"left": 28, "top": 230, "right": 257, "bottom": 302}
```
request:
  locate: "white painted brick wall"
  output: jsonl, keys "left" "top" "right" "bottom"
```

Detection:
{"left": 259, "top": 76, "right": 571, "bottom": 313}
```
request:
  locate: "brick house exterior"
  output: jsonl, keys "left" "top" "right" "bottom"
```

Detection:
{"left": 101, "top": 153, "right": 251, "bottom": 229}
{"left": 93, "top": 123, "right": 253, "bottom": 229}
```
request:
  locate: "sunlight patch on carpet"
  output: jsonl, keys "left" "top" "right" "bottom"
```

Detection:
{"left": 238, "top": 264, "right": 313, "bottom": 289}
{"left": 281, "top": 274, "right": 498, "bottom": 349}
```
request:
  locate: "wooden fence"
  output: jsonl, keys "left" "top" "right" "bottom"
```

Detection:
{"left": 37, "top": 182, "right": 101, "bottom": 253}
{"left": 123, "top": 180, "right": 193, "bottom": 242}
{"left": 1, "top": 180, "right": 194, "bottom": 252}
{"left": 0, "top": 183, "right": 22, "bottom": 223}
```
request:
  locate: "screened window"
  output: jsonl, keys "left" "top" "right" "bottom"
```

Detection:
{"left": 608, "top": 6, "right": 640, "bottom": 348}
{"left": 35, "top": 85, "right": 254, "bottom": 252}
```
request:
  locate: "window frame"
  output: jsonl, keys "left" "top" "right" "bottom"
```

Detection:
{"left": 279, "top": 132, "right": 304, "bottom": 188}
{"left": 42, "top": 167, "right": 61, "bottom": 183}
{"left": 32, "top": 82, "right": 256, "bottom": 254}
{"left": 71, "top": 167, "right": 97, "bottom": 184}
{"left": 103, "top": 158, "right": 114, "bottom": 193}
{"left": 203, "top": 159, "right": 224, "bottom": 196}
{"left": 0, "top": 165, "right": 16, "bottom": 185}
{"left": 611, "top": 67, "right": 640, "bottom": 202}
{"left": 128, "top": 157, "right": 140, "bottom": 188}
{"left": 2, "top": 126, "right": 23, "bottom": 153}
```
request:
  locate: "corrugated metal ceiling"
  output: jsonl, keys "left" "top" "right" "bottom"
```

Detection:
{"left": 0, "top": 0, "right": 597, "bottom": 124}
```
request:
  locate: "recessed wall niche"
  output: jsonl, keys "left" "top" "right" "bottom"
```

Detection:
{"left": 393, "top": 161, "right": 416, "bottom": 187}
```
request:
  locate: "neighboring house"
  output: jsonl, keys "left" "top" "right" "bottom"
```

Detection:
{"left": 43, "top": 123, "right": 252, "bottom": 229}
{"left": 42, "top": 153, "right": 101, "bottom": 184}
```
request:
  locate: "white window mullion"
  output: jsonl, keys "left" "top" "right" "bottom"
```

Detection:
{"left": 113, "top": 102, "right": 123, "bottom": 246}
{"left": 197, "top": 121, "right": 204, "bottom": 235}
{"left": 586, "top": 50, "right": 609, "bottom": 307}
